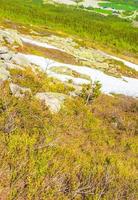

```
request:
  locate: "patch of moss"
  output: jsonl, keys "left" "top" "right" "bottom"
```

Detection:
{"left": 9, "top": 67, "right": 74, "bottom": 94}
{"left": 104, "top": 59, "right": 138, "bottom": 78}
{"left": 50, "top": 66, "right": 91, "bottom": 81}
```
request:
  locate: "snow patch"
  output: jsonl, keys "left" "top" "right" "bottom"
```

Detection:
{"left": 22, "top": 36, "right": 138, "bottom": 71}
{"left": 21, "top": 53, "right": 138, "bottom": 98}
{"left": 21, "top": 37, "right": 63, "bottom": 51}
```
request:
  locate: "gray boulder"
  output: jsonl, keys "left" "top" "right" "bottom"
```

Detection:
{"left": 0, "top": 29, "right": 23, "bottom": 46}
{"left": 0, "top": 46, "right": 14, "bottom": 62}
{"left": 0, "top": 46, "right": 8, "bottom": 54}
{"left": 0, "top": 66, "right": 10, "bottom": 81}
{"left": 9, "top": 83, "right": 31, "bottom": 98}
{"left": 0, "top": 52, "right": 13, "bottom": 62}
{"left": 35, "top": 92, "right": 67, "bottom": 113}
{"left": 11, "top": 53, "right": 30, "bottom": 67}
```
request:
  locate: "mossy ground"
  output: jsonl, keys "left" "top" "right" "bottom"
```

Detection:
{"left": 9, "top": 67, "right": 74, "bottom": 95}
{"left": 50, "top": 66, "right": 91, "bottom": 81}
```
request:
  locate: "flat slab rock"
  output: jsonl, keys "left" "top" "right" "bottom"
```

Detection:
{"left": 35, "top": 92, "right": 67, "bottom": 113}
{"left": 0, "top": 46, "right": 8, "bottom": 54}
{"left": 11, "top": 53, "right": 31, "bottom": 67}
{"left": 10, "top": 83, "right": 31, "bottom": 98}
{"left": 0, "top": 29, "right": 23, "bottom": 46}
{"left": 0, "top": 65, "right": 10, "bottom": 81}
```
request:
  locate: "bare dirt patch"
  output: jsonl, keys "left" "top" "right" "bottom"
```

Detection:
{"left": 17, "top": 42, "right": 79, "bottom": 65}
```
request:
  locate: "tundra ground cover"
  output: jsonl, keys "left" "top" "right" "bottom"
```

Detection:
{"left": 0, "top": 0, "right": 138, "bottom": 59}
{"left": 0, "top": 73, "right": 138, "bottom": 199}
{"left": 0, "top": 1, "right": 138, "bottom": 199}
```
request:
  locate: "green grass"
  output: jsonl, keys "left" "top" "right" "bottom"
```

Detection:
{"left": 99, "top": 2, "right": 138, "bottom": 11}
{"left": 94, "top": 8, "right": 113, "bottom": 15}
{"left": 32, "top": 0, "right": 43, "bottom": 4}
{"left": 0, "top": 0, "right": 138, "bottom": 58}
{"left": 86, "top": 7, "right": 113, "bottom": 15}
{"left": 108, "top": 0, "right": 138, "bottom": 7}
{"left": 121, "top": 10, "right": 134, "bottom": 16}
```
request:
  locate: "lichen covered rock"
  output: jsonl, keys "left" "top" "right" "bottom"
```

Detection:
{"left": 9, "top": 83, "right": 31, "bottom": 97}
{"left": 0, "top": 29, "right": 23, "bottom": 46}
{"left": 35, "top": 92, "right": 67, "bottom": 113}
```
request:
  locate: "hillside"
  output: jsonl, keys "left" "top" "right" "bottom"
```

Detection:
{"left": 0, "top": 0, "right": 138, "bottom": 59}
{"left": 0, "top": 0, "right": 138, "bottom": 199}
{"left": 42, "top": 0, "right": 138, "bottom": 19}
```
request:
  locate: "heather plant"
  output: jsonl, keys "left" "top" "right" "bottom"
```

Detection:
{"left": 0, "top": 78, "right": 137, "bottom": 199}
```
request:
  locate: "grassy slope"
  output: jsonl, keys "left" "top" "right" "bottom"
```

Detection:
{"left": 0, "top": 1, "right": 138, "bottom": 199}
{"left": 0, "top": 0, "right": 138, "bottom": 60}
{"left": 0, "top": 67, "right": 138, "bottom": 199}
{"left": 108, "top": 0, "right": 138, "bottom": 7}
{"left": 99, "top": 2, "right": 138, "bottom": 11}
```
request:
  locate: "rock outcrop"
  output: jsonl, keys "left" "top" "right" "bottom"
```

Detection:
{"left": 35, "top": 92, "right": 67, "bottom": 113}
{"left": 0, "top": 65, "right": 10, "bottom": 81}
{"left": 0, "top": 29, "right": 23, "bottom": 47}
{"left": 9, "top": 83, "right": 31, "bottom": 98}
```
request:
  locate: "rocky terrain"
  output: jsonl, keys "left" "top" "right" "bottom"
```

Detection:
{"left": 0, "top": 26, "right": 138, "bottom": 111}
{"left": 0, "top": 7, "right": 138, "bottom": 199}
